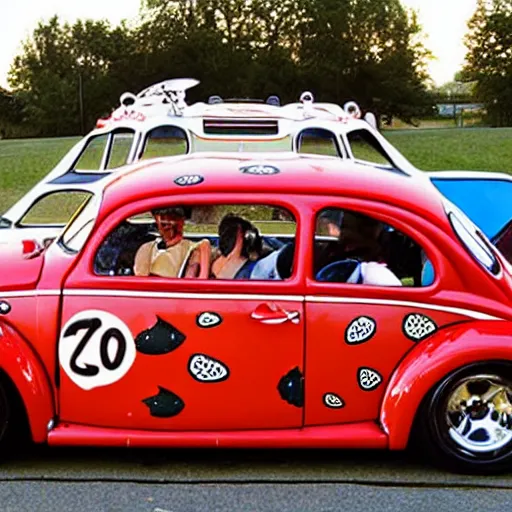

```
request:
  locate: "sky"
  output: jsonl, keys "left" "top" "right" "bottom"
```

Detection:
{"left": 0, "top": 0, "right": 478, "bottom": 89}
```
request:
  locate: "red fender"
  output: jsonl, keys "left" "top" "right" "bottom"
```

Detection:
{"left": 0, "top": 322, "right": 54, "bottom": 443}
{"left": 380, "top": 320, "right": 512, "bottom": 450}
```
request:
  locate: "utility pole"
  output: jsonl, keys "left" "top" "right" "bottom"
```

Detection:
{"left": 78, "top": 70, "right": 85, "bottom": 135}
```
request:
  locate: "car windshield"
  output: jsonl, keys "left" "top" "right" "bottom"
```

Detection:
{"left": 190, "top": 134, "right": 292, "bottom": 152}
{"left": 58, "top": 193, "right": 102, "bottom": 253}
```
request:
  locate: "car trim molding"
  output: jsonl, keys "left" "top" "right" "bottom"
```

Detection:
{"left": 63, "top": 289, "right": 305, "bottom": 302}
{"left": 56, "top": 289, "right": 505, "bottom": 321}
{"left": 305, "top": 295, "right": 502, "bottom": 321}
{"left": 0, "top": 290, "right": 61, "bottom": 298}
{"left": 1, "top": 289, "right": 501, "bottom": 321}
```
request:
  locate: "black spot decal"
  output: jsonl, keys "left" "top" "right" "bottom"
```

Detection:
{"left": 142, "top": 386, "right": 185, "bottom": 418}
{"left": 357, "top": 367, "right": 383, "bottom": 391}
{"left": 323, "top": 393, "right": 344, "bottom": 409}
{"left": 345, "top": 316, "right": 376, "bottom": 345}
{"left": 240, "top": 164, "right": 280, "bottom": 175}
{"left": 0, "top": 301, "right": 11, "bottom": 315}
{"left": 174, "top": 175, "right": 204, "bottom": 187}
{"left": 135, "top": 317, "right": 185, "bottom": 355}
{"left": 402, "top": 313, "right": 437, "bottom": 342}
{"left": 188, "top": 354, "right": 230, "bottom": 382}
{"left": 196, "top": 312, "right": 222, "bottom": 329}
{"left": 278, "top": 367, "right": 304, "bottom": 407}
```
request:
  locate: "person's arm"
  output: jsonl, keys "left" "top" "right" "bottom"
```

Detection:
{"left": 361, "top": 261, "right": 402, "bottom": 286}
{"left": 184, "top": 240, "right": 211, "bottom": 278}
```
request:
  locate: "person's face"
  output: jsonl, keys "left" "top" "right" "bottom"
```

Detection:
{"left": 339, "top": 213, "right": 382, "bottom": 254}
{"left": 154, "top": 213, "right": 185, "bottom": 245}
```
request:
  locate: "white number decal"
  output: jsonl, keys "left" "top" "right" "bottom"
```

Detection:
{"left": 59, "top": 310, "right": 136, "bottom": 390}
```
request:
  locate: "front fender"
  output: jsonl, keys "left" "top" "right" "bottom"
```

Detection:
{"left": 380, "top": 320, "right": 512, "bottom": 450}
{"left": 0, "top": 322, "right": 54, "bottom": 443}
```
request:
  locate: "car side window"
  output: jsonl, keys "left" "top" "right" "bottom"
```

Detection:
{"left": 140, "top": 125, "right": 188, "bottom": 159}
{"left": 297, "top": 128, "right": 340, "bottom": 157}
{"left": 94, "top": 203, "right": 296, "bottom": 281}
{"left": 346, "top": 129, "right": 394, "bottom": 167}
{"left": 19, "top": 191, "right": 92, "bottom": 227}
{"left": 314, "top": 208, "right": 433, "bottom": 287}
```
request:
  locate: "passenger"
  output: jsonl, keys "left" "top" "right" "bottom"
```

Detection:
{"left": 134, "top": 206, "right": 210, "bottom": 278}
{"left": 317, "top": 211, "right": 402, "bottom": 286}
{"left": 210, "top": 214, "right": 262, "bottom": 279}
{"left": 250, "top": 242, "right": 295, "bottom": 280}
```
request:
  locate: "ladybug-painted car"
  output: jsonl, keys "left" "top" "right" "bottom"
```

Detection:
{"left": 2, "top": 151, "right": 512, "bottom": 473}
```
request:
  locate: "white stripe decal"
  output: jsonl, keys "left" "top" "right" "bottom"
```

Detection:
{"left": 60, "top": 289, "right": 504, "bottom": 320}
{"left": 0, "top": 290, "right": 60, "bottom": 298}
{"left": 1, "top": 289, "right": 501, "bottom": 321}
{"left": 305, "top": 295, "right": 502, "bottom": 321}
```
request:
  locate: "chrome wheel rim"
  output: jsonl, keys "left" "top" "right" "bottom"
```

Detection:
{"left": 444, "top": 374, "right": 512, "bottom": 455}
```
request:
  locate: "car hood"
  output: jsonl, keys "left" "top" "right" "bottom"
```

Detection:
{"left": 0, "top": 243, "right": 45, "bottom": 291}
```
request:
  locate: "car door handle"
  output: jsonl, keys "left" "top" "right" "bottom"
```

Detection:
{"left": 251, "top": 303, "right": 300, "bottom": 325}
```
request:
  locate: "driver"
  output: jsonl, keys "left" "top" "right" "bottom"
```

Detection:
{"left": 134, "top": 206, "right": 210, "bottom": 278}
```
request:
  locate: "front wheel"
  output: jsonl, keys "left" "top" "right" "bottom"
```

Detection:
{"left": 416, "top": 362, "right": 512, "bottom": 473}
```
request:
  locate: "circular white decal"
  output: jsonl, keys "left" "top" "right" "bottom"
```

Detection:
{"left": 403, "top": 313, "right": 437, "bottom": 341}
{"left": 188, "top": 354, "right": 229, "bottom": 382}
{"left": 196, "top": 312, "right": 222, "bottom": 329}
{"left": 59, "top": 310, "right": 136, "bottom": 390}
{"left": 358, "top": 367, "right": 383, "bottom": 391}
{"left": 345, "top": 316, "right": 376, "bottom": 345}
{"left": 323, "top": 393, "right": 344, "bottom": 409}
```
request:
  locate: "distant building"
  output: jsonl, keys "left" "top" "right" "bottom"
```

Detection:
{"left": 437, "top": 103, "right": 485, "bottom": 117}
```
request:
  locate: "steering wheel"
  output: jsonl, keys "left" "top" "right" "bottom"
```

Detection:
{"left": 179, "top": 241, "right": 211, "bottom": 279}
{"left": 315, "top": 259, "right": 361, "bottom": 283}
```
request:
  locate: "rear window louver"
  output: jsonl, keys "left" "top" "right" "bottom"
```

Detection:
{"left": 203, "top": 119, "right": 279, "bottom": 136}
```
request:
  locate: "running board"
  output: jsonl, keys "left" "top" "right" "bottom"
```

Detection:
{"left": 48, "top": 422, "right": 388, "bottom": 449}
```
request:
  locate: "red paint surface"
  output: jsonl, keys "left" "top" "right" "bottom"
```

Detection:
{"left": 59, "top": 296, "right": 304, "bottom": 430}
{"left": 0, "top": 322, "right": 54, "bottom": 442}
{"left": 48, "top": 421, "right": 387, "bottom": 449}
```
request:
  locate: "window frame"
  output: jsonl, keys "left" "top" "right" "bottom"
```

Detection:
{"left": 295, "top": 127, "right": 343, "bottom": 158}
{"left": 343, "top": 128, "right": 398, "bottom": 170}
{"left": 71, "top": 128, "right": 137, "bottom": 173}
{"left": 306, "top": 198, "right": 442, "bottom": 293}
{"left": 138, "top": 125, "right": 190, "bottom": 161}
{"left": 15, "top": 189, "right": 94, "bottom": 229}
{"left": 445, "top": 199, "right": 501, "bottom": 277}
{"left": 73, "top": 193, "right": 306, "bottom": 293}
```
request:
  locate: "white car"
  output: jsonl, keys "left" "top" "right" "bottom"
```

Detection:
{"left": 0, "top": 78, "right": 510, "bottom": 250}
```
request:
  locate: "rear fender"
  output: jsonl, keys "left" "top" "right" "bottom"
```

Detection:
{"left": 0, "top": 322, "right": 54, "bottom": 443}
{"left": 380, "top": 320, "right": 512, "bottom": 450}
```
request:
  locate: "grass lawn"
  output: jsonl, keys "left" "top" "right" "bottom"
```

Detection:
{"left": 2, "top": 128, "right": 512, "bottom": 215}
{"left": 0, "top": 137, "right": 80, "bottom": 214}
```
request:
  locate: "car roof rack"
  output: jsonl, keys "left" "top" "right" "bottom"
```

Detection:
{"left": 97, "top": 78, "right": 366, "bottom": 128}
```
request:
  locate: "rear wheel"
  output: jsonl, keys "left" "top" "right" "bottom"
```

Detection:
{"left": 417, "top": 362, "right": 512, "bottom": 473}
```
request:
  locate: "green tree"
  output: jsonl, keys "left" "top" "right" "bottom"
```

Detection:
{"left": 464, "top": 0, "right": 512, "bottom": 126}
{"left": 295, "top": 0, "right": 432, "bottom": 121}
{"left": 8, "top": 16, "right": 138, "bottom": 136}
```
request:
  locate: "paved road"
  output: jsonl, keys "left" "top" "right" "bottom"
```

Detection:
{"left": 1, "top": 446, "right": 511, "bottom": 511}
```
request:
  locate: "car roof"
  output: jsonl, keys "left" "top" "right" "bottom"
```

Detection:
{"left": 100, "top": 152, "right": 446, "bottom": 225}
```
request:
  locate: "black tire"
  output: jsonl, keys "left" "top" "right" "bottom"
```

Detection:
{"left": 413, "top": 361, "right": 512, "bottom": 474}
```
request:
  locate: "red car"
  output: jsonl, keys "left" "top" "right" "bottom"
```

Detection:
{"left": 2, "top": 152, "right": 512, "bottom": 473}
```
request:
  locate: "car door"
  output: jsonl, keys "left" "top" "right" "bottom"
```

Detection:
{"left": 303, "top": 198, "right": 483, "bottom": 427}
{"left": 57, "top": 195, "right": 305, "bottom": 432}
